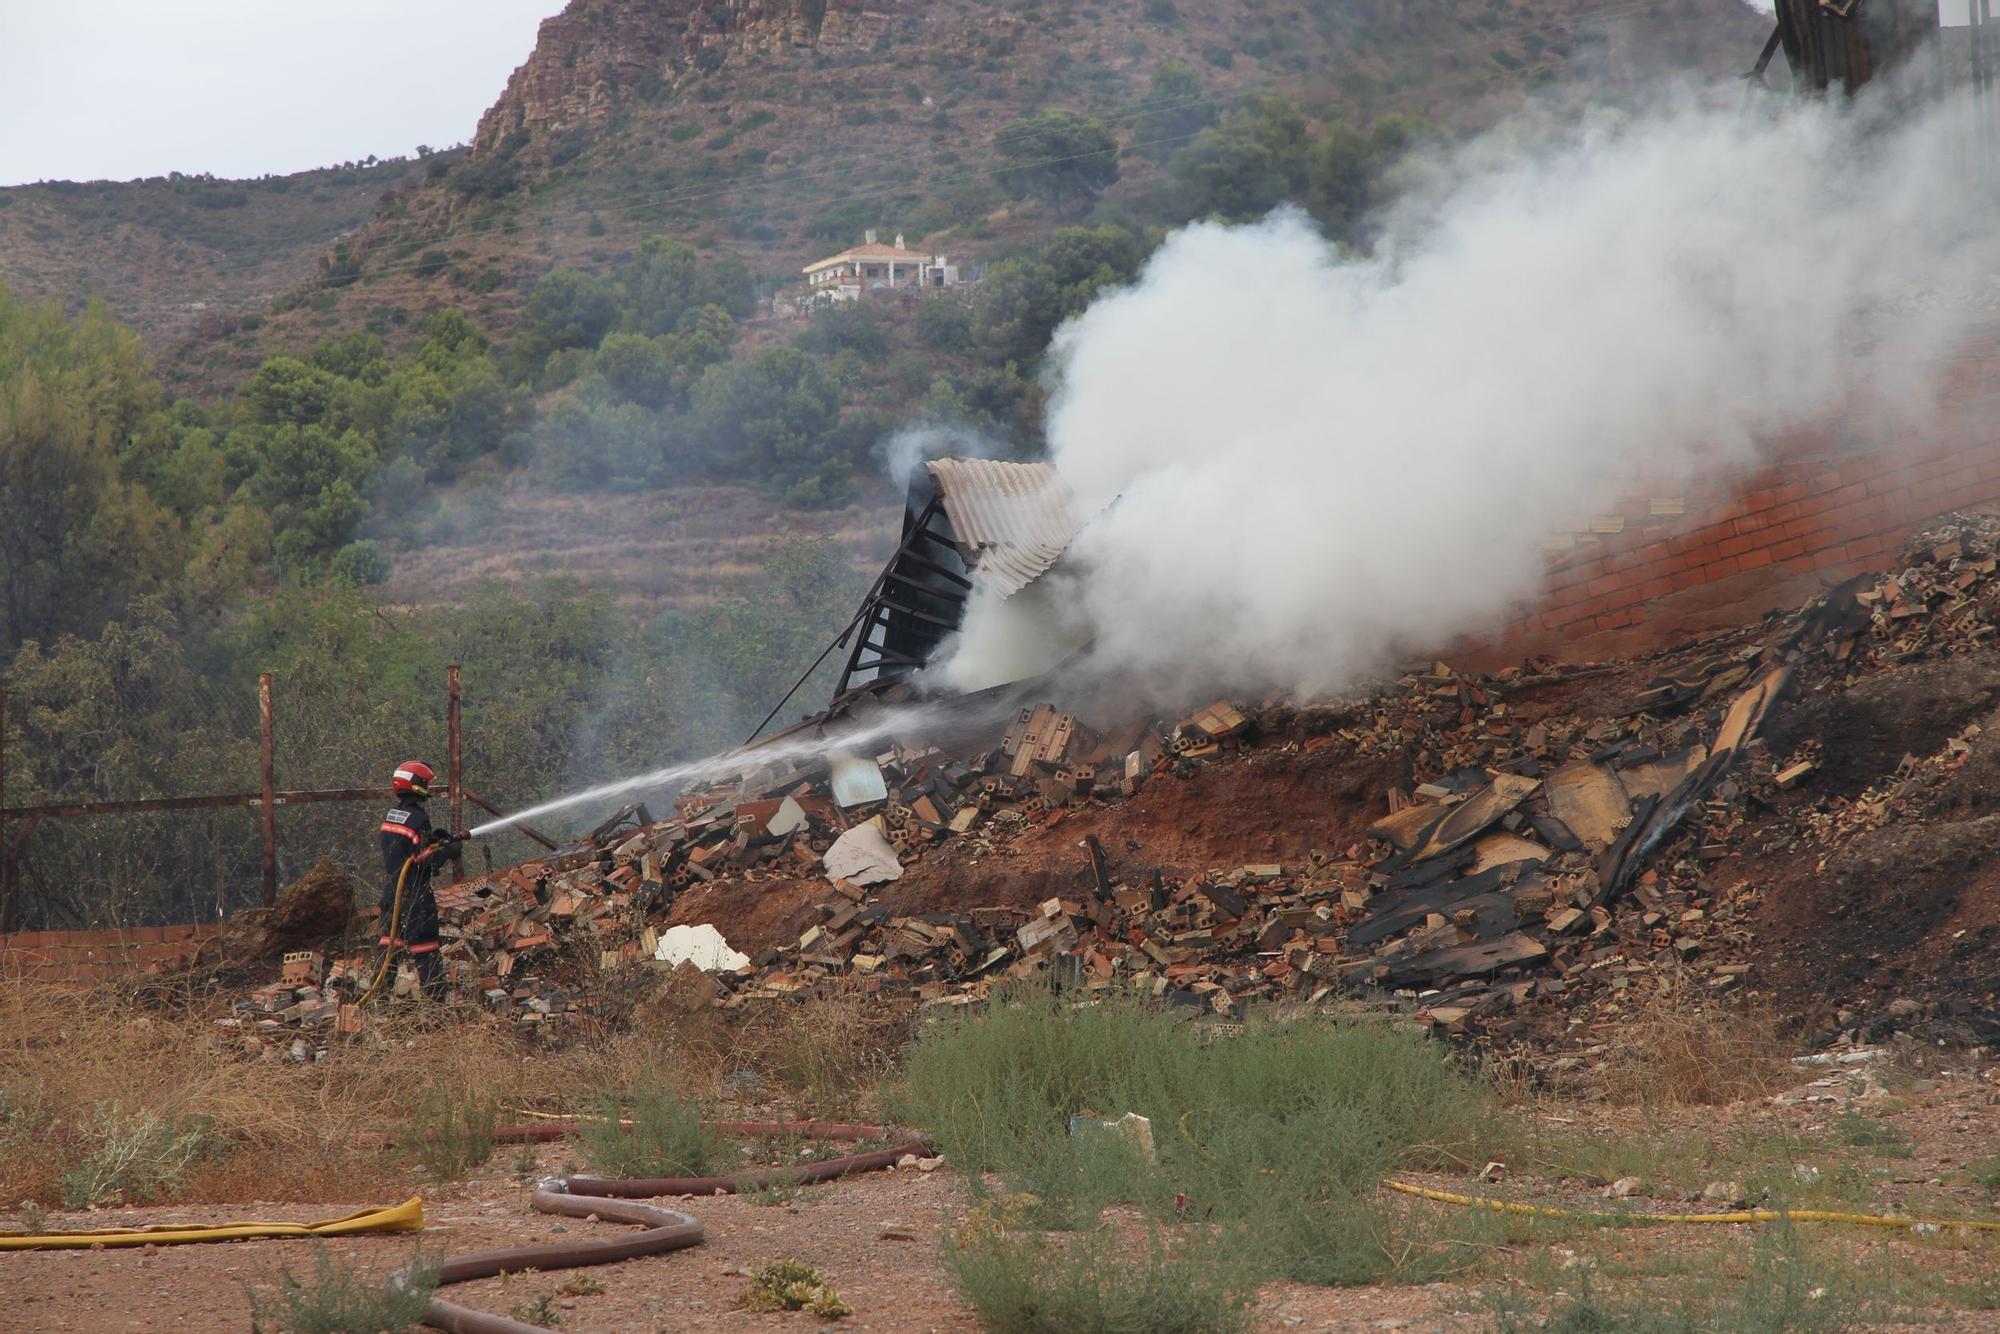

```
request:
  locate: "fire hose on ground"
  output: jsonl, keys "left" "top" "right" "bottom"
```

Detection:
{"left": 0, "top": 1119, "right": 930, "bottom": 1334}
{"left": 11, "top": 1112, "right": 2000, "bottom": 1332}
{"left": 1379, "top": 1178, "right": 2000, "bottom": 1231}
{"left": 408, "top": 1185, "right": 704, "bottom": 1334}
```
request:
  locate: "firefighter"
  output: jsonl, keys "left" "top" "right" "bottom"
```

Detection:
{"left": 379, "top": 760, "right": 462, "bottom": 999}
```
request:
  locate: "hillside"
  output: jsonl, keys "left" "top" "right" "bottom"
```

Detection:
{"left": 370, "top": 479, "right": 897, "bottom": 615}
{"left": 0, "top": 159, "right": 428, "bottom": 350}
{"left": 155, "top": 0, "right": 1766, "bottom": 388}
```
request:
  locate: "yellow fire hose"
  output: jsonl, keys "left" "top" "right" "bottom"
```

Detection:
{"left": 0, "top": 1197, "right": 424, "bottom": 1250}
{"left": 1381, "top": 1179, "right": 2000, "bottom": 1232}
{"left": 5, "top": 857, "right": 435, "bottom": 1251}
{"left": 357, "top": 856, "right": 415, "bottom": 1007}
{"left": 1177, "top": 1111, "right": 2000, "bottom": 1234}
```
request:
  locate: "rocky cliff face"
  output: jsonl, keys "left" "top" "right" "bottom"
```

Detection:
{"left": 473, "top": 0, "right": 903, "bottom": 156}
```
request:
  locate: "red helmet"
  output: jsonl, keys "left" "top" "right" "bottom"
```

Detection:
{"left": 392, "top": 760, "right": 436, "bottom": 798}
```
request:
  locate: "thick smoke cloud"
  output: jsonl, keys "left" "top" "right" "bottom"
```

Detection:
{"left": 939, "top": 92, "right": 1997, "bottom": 700}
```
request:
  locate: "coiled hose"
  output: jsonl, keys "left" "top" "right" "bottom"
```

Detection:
{"left": 403, "top": 1120, "right": 928, "bottom": 1334}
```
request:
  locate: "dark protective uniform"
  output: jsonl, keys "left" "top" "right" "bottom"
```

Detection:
{"left": 379, "top": 796, "right": 457, "bottom": 995}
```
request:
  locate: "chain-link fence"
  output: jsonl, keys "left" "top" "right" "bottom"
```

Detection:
{"left": 0, "top": 665, "right": 491, "bottom": 933}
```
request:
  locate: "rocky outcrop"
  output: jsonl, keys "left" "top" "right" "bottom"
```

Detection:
{"left": 473, "top": 0, "right": 905, "bottom": 157}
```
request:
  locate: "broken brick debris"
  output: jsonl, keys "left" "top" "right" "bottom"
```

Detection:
{"left": 222, "top": 514, "right": 2000, "bottom": 1062}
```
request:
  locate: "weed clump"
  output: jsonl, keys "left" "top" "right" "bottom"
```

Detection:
{"left": 1590, "top": 1001, "right": 1793, "bottom": 1107}
{"left": 510, "top": 1292, "right": 562, "bottom": 1327}
{"left": 406, "top": 1089, "right": 497, "bottom": 1181}
{"left": 246, "top": 1245, "right": 437, "bottom": 1334}
{"left": 740, "top": 1258, "right": 853, "bottom": 1318}
{"left": 1831, "top": 1112, "right": 1910, "bottom": 1157}
{"left": 1489, "top": 1220, "right": 1865, "bottom": 1333}
{"left": 58, "top": 1103, "right": 216, "bottom": 1209}
{"left": 578, "top": 1086, "right": 727, "bottom": 1179}
{"left": 947, "top": 1225, "right": 1253, "bottom": 1334}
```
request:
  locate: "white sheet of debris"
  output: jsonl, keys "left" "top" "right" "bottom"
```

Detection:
{"left": 829, "top": 751, "right": 889, "bottom": 808}
{"left": 823, "top": 817, "right": 903, "bottom": 886}
{"left": 653, "top": 923, "right": 750, "bottom": 972}
{"left": 765, "top": 795, "right": 810, "bottom": 837}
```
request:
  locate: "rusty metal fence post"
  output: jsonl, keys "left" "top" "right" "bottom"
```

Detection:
{"left": 447, "top": 664, "right": 464, "bottom": 882}
{"left": 0, "top": 668, "right": 499, "bottom": 929}
{"left": 259, "top": 672, "right": 277, "bottom": 907}
{"left": 0, "top": 683, "right": 9, "bottom": 934}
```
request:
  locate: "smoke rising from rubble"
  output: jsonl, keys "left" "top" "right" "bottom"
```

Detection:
{"left": 937, "top": 91, "right": 1999, "bottom": 700}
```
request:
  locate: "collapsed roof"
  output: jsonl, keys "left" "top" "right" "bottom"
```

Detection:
{"left": 1752, "top": 0, "right": 1938, "bottom": 96}
{"left": 833, "top": 458, "right": 1085, "bottom": 699}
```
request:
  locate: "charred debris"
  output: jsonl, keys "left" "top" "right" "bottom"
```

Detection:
{"left": 224, "top": 514, "right": 2000, "bottom": 1064}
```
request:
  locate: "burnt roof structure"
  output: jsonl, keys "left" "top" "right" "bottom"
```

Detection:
{"left": 831, "top": 459, "right": 1085, "bottom": 701}
{"left": 1751, "top": 0, "right": 1940, "bottom": 96}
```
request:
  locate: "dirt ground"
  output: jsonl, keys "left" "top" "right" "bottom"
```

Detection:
{"left": 0, "top": 1163, "right": 1477, "bottom": 1333}
{"left": 8, "top": 1057, "right": 2000, "bottom": 1334}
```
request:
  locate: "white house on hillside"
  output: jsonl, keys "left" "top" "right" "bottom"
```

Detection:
{"left": 801, "top": 230, "right": 959, "bottom": 304}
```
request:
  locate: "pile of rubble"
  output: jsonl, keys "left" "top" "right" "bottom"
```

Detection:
{"left": 226, "top": 516, "right": 2000, "bottom": 1061}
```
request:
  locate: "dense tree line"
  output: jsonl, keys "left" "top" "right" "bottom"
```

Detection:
{"left": 0, "top": 281, "right": 873, "bottom": 929}
{"left": 1, "top": 541, "right": 863, "bottom": 931}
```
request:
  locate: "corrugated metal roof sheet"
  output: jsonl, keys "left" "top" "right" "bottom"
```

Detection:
{"left": 926, "top": 458, "right": 1084, "bottom": 598}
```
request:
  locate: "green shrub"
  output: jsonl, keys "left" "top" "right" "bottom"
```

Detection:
{"left": 892, "top": 990, "right": 1494, "bottom": 1287}
{"left": 579, "top": 1087, "right": 726, "bottom": 1179}
{"left": 248, "top": 1246, "right": 439, "bottom": 1334}
{"left": 58, "top": 1104, "right": 216, "bottom": 1209}
{"left": 328, "top": 539, "right": 391, "bottom": 587}
{"left": 948, "top": 1226, "right": 1254, "bottom": 1334}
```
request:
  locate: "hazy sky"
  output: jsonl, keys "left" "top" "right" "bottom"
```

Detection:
{"left": 0, "top": 1, "right": 562, "bottom": 186}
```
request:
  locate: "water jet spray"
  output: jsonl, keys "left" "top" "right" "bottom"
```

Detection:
{"left": 465, "top": 699, "right": 963, "bottom": 839}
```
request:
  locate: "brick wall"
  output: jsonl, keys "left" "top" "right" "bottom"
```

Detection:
{"left": 1503, "top": 322, "right": 2000, "bottom": 646}
{"left": 0, "top": 923, "right": 221, "bottom": 984}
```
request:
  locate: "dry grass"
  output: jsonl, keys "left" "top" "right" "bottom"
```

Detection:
{"left": 0, "top": 973, "right": 911, "bottom": 1210}
{"left": 727, "top": 984, "right": 910, "bottom": 1117}
{"left": 1587, "top": 995, "right": 1797, "bottom": 1107}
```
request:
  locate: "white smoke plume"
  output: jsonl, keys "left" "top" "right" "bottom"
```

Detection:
{"left": 938, "top": 90, "right": 1998, "bottom": 701}
{"left": 877, "top": 419, "right": 1008, "bottom": 489}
